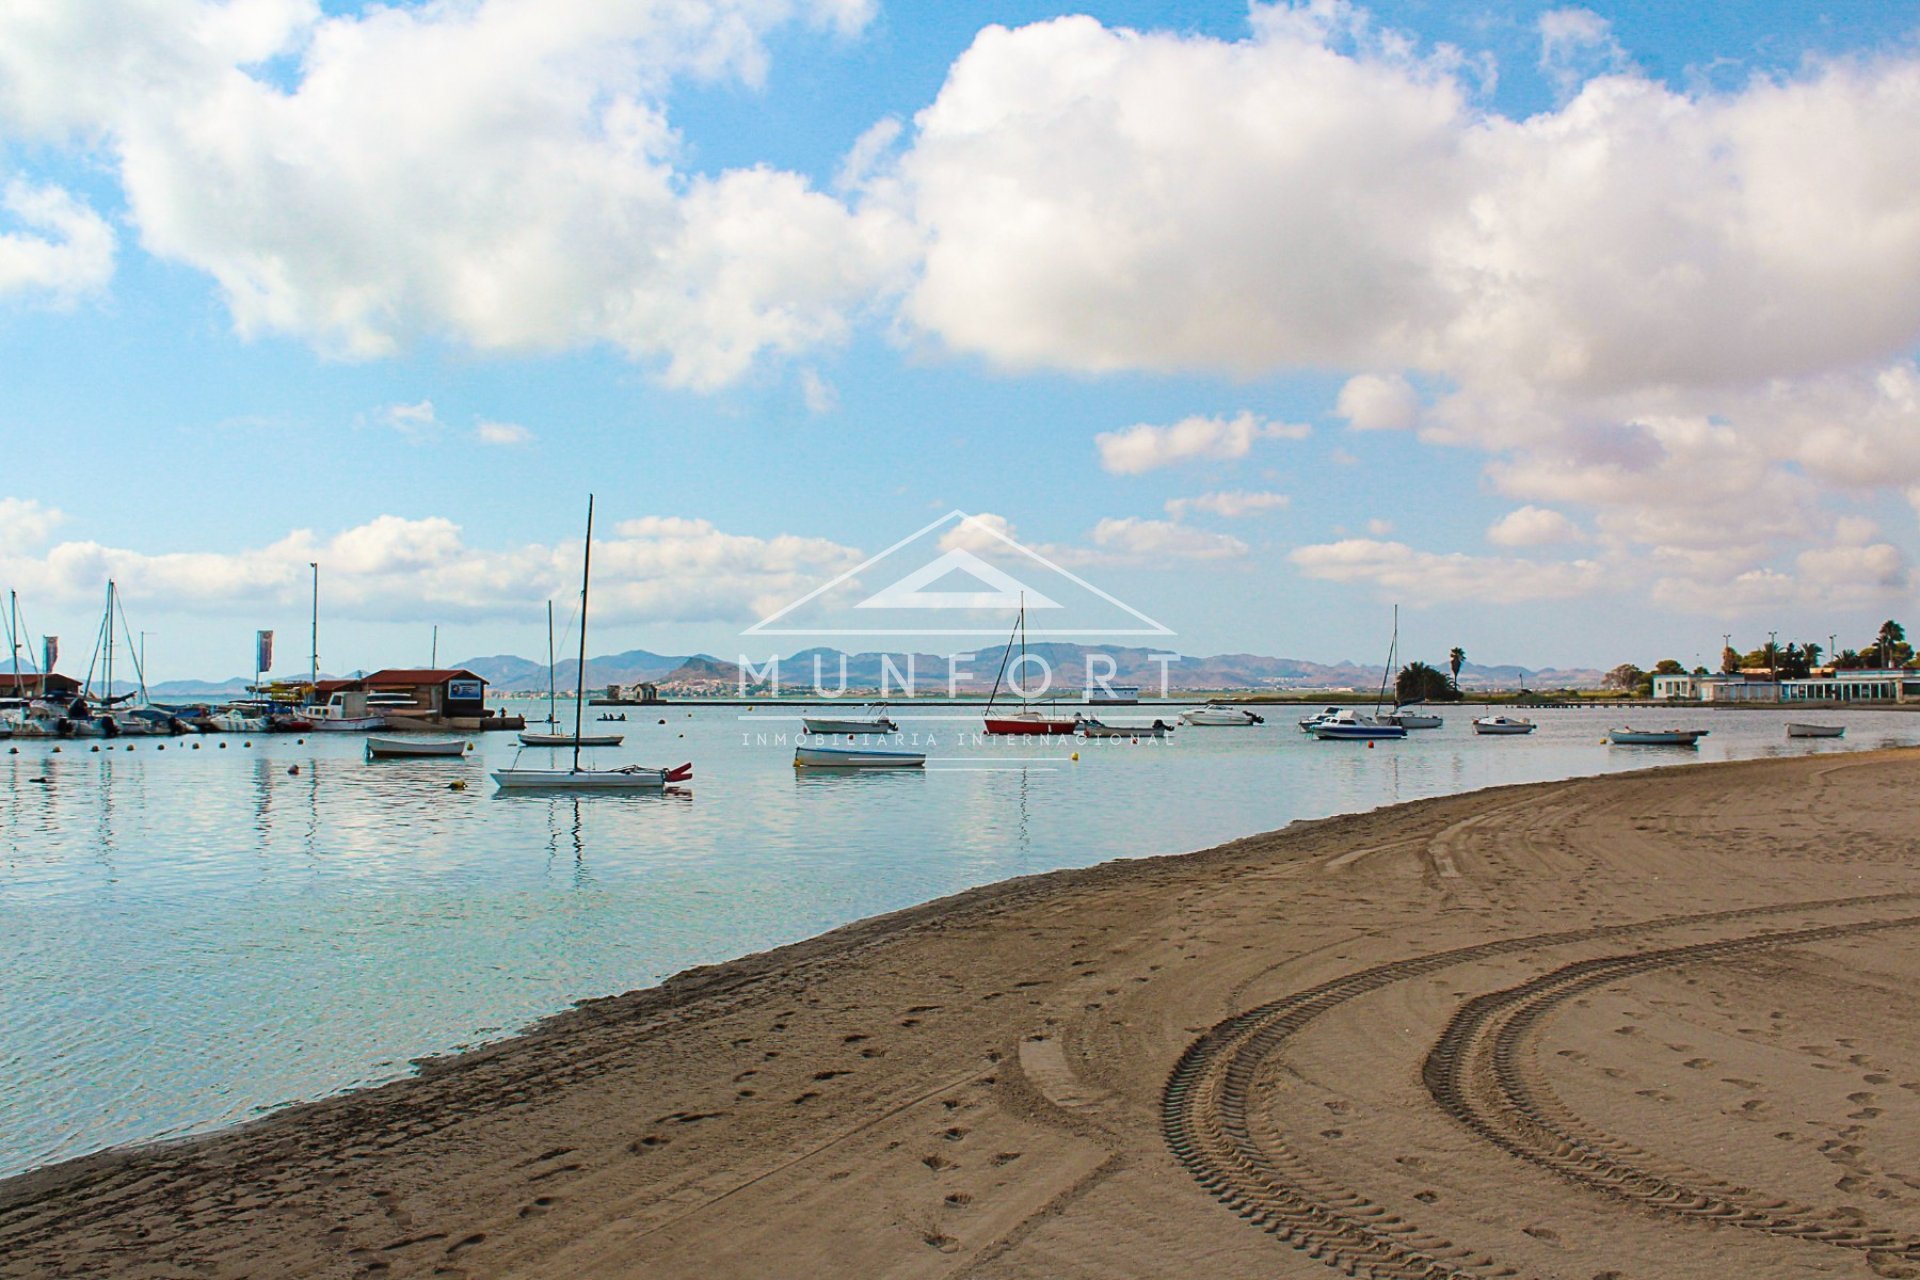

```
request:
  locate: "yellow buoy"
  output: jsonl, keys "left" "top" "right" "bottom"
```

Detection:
{"left": 1070, "top": 751, "right": 1079, "bottom": 761}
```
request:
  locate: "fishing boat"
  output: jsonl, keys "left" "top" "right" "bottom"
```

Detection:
{"left": 519, "top": 600, "right": 623, "bottom": 747}
{"left": 1312, "top": 707, "right": 1408, "bottom": 740}
{"left": 1471, "top": 714, "right": 1537, "bottom": 735}
{"left": 366, "top": 735, "right": 468, "bottom": 759}
{"left": 793, "top": 743, "right": 925, "bottom": 769}
{"left": 1785, "top": 723, "right": 1845, "bottom": 739}
{"left": 982, "top": 596, "right": 1077, "bottom": 735}
{"left": 1182, "top": 702, "right": 1266, "bottom": 726}
{"left": 801, "top": 704, "right": 899, "bottom": 735}
{"left": 493, "top": 496, "right": 693, "bottom": 792}
{"left": 1075, "top": 716, "right": 1174, "bottom": 739}
{"left": 1609, "top": 727, "right": 1708, "bottom": 746}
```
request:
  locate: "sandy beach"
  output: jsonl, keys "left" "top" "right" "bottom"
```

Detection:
{"left": 7, "top": 749, "right": 1920, "bottom": 1279}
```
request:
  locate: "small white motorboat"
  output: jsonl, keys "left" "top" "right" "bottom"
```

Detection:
{"left": 493, "top": 761, "right": 692, "bottom": 789}
{"left": 1298, "top": 707, "right": 1340, "bottom": 732}
{"left": 800, "top": 704, "right": 899, "bottom": 735}
{"left": 1181, "top": 703, "right": 1265, "bottom": 726}
{"left": 519, "top": 730, "right": 623, "bottom": 747}
{"left": 208, "top": 709, "right": 270, "bottom": 733}
{"left": 1312, "top": 709, "right": 1407, "bottom": 740}
{"left": 793, "top": 744, "right": 924, "bottom": 769}
{"left": 1075, "top": 716, "right": 1174, "bottom": 739}
{"left": 1471, "top": 715, "right": 1536, "bottom": 735}
{"left": 366, "top": 735, "right": 468, "bottom": 759}
{"left": 1609, "top": 727, "right": 1708, "bottom": 746}
{"left": 1383, "top": 707, "right": 1444, "bottom": 729}
{"left": 1785, "top": 723, "right": 1845, "bottom": 739}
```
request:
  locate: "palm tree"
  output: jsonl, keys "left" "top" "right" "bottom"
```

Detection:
{"left": 1396, "top": 661, "right": 1449, "bottom": 704}
{"left": 1448, "top": 646, "right": 1465, "bottom": 689}
{"left": 1876, "top": 620, "right": 1907, "bottom": 669}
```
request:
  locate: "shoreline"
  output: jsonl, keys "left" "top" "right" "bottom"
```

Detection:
{"left": 8, "top": 749, "right": 1920, "bottom": 1277}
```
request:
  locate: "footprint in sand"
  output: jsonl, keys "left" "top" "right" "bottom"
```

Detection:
{"left": 921, "top": 1154, "right": 956, "bottom": 1171}
{"left": 1683, "top": 1058, "right": 1715, "bottom": 1069}
{"left": 518, "top": 1198, "right": 556, "bottom": 1219}
{"left": 944, "top": 1192, "right": 973, "bottom": 1207}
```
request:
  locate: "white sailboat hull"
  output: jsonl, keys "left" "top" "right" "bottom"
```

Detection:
{"left": 793, "top": 745, "right": 924, "bottom": 769}
{"left": 491, "top": 765, "right": 684, "bottom": 789}
{"left": 367, "top": 736, "right": 467, "bottom": 758}
{"left": 519, "top": 732, "right": 623, "bottom": 747}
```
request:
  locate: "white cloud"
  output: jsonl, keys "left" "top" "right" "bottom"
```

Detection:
{"left": 1096, "top": 412, "right": 1309, "bottom": 474}
{"left": 375, "top": 399, "right": 442, "bottom": 443}
{"left": 1335, "top": 373, "right": 1420, "bottom": 432}
{"left": 474, "top": 420, "right": 535, "bottom": 446}
{"left": 1486, "top": 505, "right": 1586, "bottom": 547}
{"left": 1090, "top": 516, "right": 1247, "bottom": 561}
{"left": 1290, "top": 537, "right": 1612, "bottom": 604}
{"left": 1537, "top": 8, "right": 1629, "bottom": 100}
{"left": 0, "top": 179, "right": 115, "bottom": 303}
{"left": 0, "top": 510, "right": 864, "bottom": 627}
{"left": 0, "top": 0, "right": 907, "bottom": 386}
{"left": 0, "top": 497, "right": 66, "bottom": 553}
{"left": 1164, "top": 490, "right": 1290, "bottom": 519}
{"left": 799, "top": 367, "right": 838, "bottom": 414}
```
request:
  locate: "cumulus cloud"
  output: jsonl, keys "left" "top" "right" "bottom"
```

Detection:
{"left": 474, "top": 420, "right": 535, "bottom": 446}
{"left": 1537, "top": 8, "right": 1629, "bottom": 100}
{"left": 1164, "top": 490, "right": 1290, "bottom": 519}
{"left": 1096, "top": 412, "right": 1309, "bottom": 474}
{"left": 1486, "top": 505, "right": 1587, "bottom": 547}
{"left": 0, "top": 497, "right": 66, "bottom": 553}
{"left": 0, "top": 0, "right": 908, "bottom": 385}
{"left": 1335, "top": 373, "right": 1420, "bottom": 431}
{"left": 0, "top": 179, "right": 115, "bottom": 303}
{"left": 0, "top": 510, "right": 864, "bottom": 627}
{"left": 1289, "top": 538, "right": 1613, "bottom": 604}
{"left": 1090, "top": 516, "right": 1248, "bottom": 561}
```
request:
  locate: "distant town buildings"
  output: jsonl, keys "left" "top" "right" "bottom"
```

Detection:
{"left": 1651, "top": 669, "right": 1920, "bottom": 703}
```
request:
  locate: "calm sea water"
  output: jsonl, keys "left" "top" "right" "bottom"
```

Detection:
{"left": 2, "top": 700, "right": 1914, "bottom": 1177}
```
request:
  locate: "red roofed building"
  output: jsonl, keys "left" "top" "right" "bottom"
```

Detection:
{"left": 0, "top": 672, "right": 80, "bottom": 698}
{"left": 360, "top": 668, "right": 488, "bottom": 720}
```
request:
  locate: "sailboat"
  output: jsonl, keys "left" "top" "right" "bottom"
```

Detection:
{"left": 982, "top": 594, "right": 1077, "bottom": 736}
{"left": 1312, "top": 606, "right": 1407, "bottom": 741}
{"left": 519, "top": 599, "right": 623, "bottom": 747}
{"left": 492, "top": 496, "right": 691, "bottom": 791}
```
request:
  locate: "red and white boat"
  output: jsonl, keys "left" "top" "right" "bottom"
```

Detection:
{"left": 981, "top": 595, "right": 1077, "bottom": 735}
{"left": 984, "top": 710, "right": 1078, "bottom": 736}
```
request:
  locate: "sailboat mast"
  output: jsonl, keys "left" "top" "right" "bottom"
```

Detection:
{"left": 8, "top": 591, "right": 17, "bottom": 692}
{"left": 572, "top": 496, "right": 594, "bottom": 773}
{"left": 104, "top": 581, "right": 115, "bottom": 707}
{"left": 546, "top": 600, "right": 557, "bottom": 726}
{"left": 309, "top": 562, "right": 319, "bottom": 695}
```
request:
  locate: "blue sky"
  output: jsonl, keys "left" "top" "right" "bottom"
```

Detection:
{"left": 3, "top": 0, "right": 1919, "bottom": 681}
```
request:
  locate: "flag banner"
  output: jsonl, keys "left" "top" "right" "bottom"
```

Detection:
{"left": 43, "top": 636, "right": 57, "bottom": 673}
{"left": 257, "top": 629, "right": 274, "bottom": 672}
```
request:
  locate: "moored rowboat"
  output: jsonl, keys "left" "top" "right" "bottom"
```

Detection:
{"left": 519, "top": 731, "right": 623, "bottom": 747}
{"left": 366, "top": 735, "right": 467, "bottom": 759}
{"left": 492, "top": 761, "right": 692, "bottom": 789}
{"left": 1609, "top": 727, "right": 1708, "bottom": 746}
{"left": 1785, "top": 722, "right": 1845, "bottom": 739}
{"left": 794, "top": 744, "right": 925, "bottom": 769}
{"left": 1472, "top": 715, "right": 1536, "bottom": 735}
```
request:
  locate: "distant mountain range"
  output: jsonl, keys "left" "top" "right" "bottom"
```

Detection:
{"left": 452, "top": 645, "right": 1608, "bottom": 695}
{"left": 82, "top": 646, "right": 1604, "bottom": 700}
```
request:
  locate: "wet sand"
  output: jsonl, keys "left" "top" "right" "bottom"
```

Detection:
{"left": 7, "top": 750, "right": 1920, "bottom": 1279}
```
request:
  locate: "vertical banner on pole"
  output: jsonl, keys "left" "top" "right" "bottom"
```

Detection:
{"left": 257, "top": 629, "right": 274, "bottom": 672}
